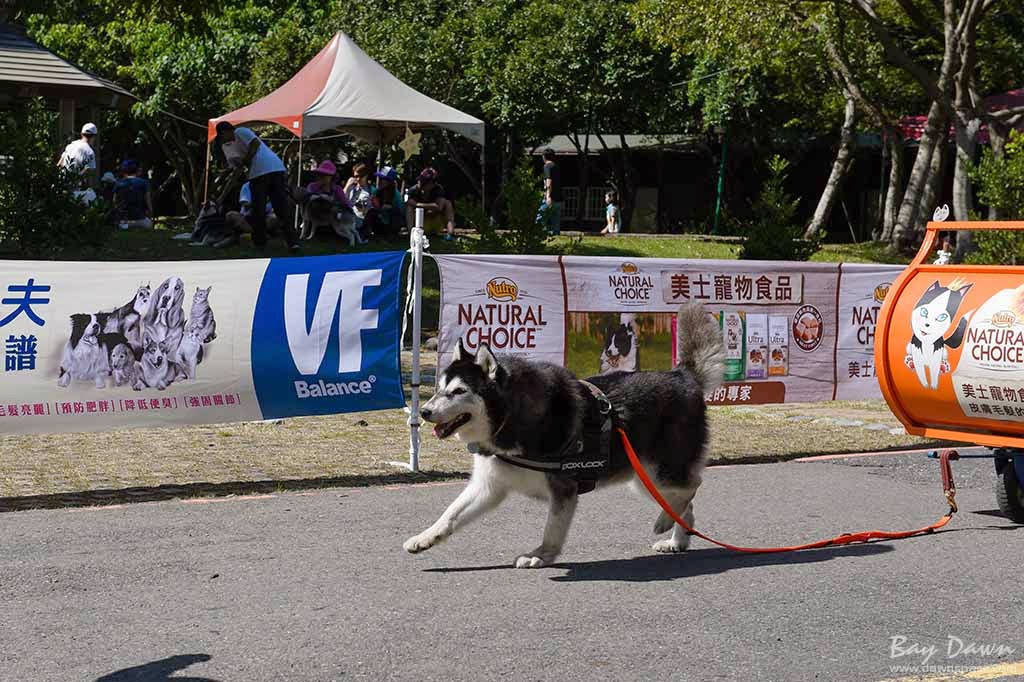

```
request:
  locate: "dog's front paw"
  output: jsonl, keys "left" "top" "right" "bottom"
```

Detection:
{"left": 514, "top": 548, "right": 555, "bottom": 569}
{"left": 403, "top": 532, "right": 440, "bottom": 554}
{"left": 652, "top": 537, "right": 690, "bottom": 554}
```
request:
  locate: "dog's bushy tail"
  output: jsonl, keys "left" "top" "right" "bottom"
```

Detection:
{"left": 674, "top": 302, "right": 724, "bottom": 394}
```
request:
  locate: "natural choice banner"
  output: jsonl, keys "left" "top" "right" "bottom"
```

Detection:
{"left": 434, "top": 255, "right": 905, "bottom": 405}
{"left": 0, "top": 252, "right": 405, "bottom": 434}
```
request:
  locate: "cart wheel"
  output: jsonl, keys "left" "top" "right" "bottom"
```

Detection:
{"left": 996, "top": 463, "right": 1024, "bottom": 523}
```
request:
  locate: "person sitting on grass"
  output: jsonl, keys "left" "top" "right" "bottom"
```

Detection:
{"left": 114, "top": 160, "right": 154, "bottom": 230}
{"left": 344, "top": 162, "right": 374, "bottom": 237}
{"left": 599, "top": 190, "right": 621, "bottom": 236}
{"left": 365, "top": 166, "right": 405, "bottom": 240}
{"left": 406, "top": 167, "right": 455, "bottom": 240}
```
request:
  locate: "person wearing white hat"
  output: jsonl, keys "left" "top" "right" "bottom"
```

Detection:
{"left": 58, "top": 123, "right": 99, "bottom": 198}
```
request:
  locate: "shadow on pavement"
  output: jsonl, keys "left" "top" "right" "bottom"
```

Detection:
{"left": 424, "top": 543, "right": 895, "bottom": 582}
{"left": 549, "top": 544, "right": 896, "bottom": 582}
{"left": 0, "top": 470, "right": 468, "bottom": 512}
{"left": 548, "top": 544, "right": 895, "bottom": 582}
{"left": 95, "top": 653, "right": 217, "bottom": 681}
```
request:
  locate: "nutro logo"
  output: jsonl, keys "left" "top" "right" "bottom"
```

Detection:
{"left": 486, "top": 277, "right": 519, "bottom": 302}
{"left": 283, "top": 269, "right": 382, "bottom": 374}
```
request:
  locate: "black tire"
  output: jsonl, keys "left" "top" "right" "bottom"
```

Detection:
{"left": 996, "top": 462, "right": 1024, "bottom": 524}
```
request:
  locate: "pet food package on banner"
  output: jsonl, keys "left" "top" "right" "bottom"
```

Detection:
{"left": 720, "top": 311, "right": 745, "bottom": 381}
{"left": 745, "top": 313, "right": 768, "bottom": 379}
{"left": 768, "top": 316, "right": 789, "bottom": 376}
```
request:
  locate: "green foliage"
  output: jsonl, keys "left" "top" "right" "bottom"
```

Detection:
{"left": 739, "top": 155, "right": 820, "bottom": 261}
{"left": 0, "top": 102, "right": 110, "bottom": 258}
{"left": 967, "top": 131, "right": 1024, "bottom": 264}
{"left": 458, "top": 160, "right": 551, "bottom": 254}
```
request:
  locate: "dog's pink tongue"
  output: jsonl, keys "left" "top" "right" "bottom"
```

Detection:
{"left": 432, "top": 423, "right": 444, "bottom": 438}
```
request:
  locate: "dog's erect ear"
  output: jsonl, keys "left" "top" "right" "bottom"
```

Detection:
{"left": 205, "top": 285, "right": 212, "bottom": 295}
{"left": 475, "top": 343, "right": 499, "bottom": 380}
{"left": 452, "top": 337, "right": 470, "bottom": 363}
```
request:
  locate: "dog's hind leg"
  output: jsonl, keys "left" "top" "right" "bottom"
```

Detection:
{"left": 651, "top": 486, "right": 698, "bottom": 554}
{"left": 404, "top": 463, "right": 507, "bottom": 554}
{"left": 515, "top": 477, "right": 578, "bottom": 569}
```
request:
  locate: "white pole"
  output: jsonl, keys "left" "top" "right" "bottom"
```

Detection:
{"left": 408, "top": 207, "right": 426, "bottom": 471}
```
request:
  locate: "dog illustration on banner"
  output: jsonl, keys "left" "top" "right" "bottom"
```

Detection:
{"left": 599, "top": 314, "right": 639, "bottom": 374}
{"left": 57, "top": 277, "right": 217, "bottom": 390}
{"left": 905, "top": 278, "right": 973, "bottom": 389}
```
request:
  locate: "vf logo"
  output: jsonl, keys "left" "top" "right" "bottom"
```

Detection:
{"left": 283, "top": 269, "right": 382, "bottom": 375}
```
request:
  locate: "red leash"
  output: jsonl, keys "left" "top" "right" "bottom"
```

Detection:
{"left": 618, "top": 427, "right": 958, "bottom": 554}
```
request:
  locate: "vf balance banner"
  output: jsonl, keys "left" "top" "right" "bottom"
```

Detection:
{"left": 0, "top": 252, "right": 405, "bottom": 434}
{"left": 434, "top": 255, "right": 904, "bottom": 405}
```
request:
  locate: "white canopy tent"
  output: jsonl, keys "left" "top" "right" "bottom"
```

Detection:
{"left": 205, "top": 32, "right": 485, "bottom": 201}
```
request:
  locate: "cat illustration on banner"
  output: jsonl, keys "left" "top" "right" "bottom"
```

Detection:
{"left": 905, "top": 278, "right": 973, "bottom": 389}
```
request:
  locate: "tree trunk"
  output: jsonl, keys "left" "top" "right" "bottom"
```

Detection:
{"left": 952, "top": 117, "right": 980, "bottom": 221}
{"left": 986, "top": 119, "right": 1011, "bottom": 220}
{"left": 805, "top": 94, "right": 857, "bottom": 239}
{"left": 914, "top": 136, "right": 949, "bottom": 239}
{"left": 893, "top": 102, "right": 947, "bottom": 250}
{"left": 881, "top": 133, "right": 905, "bottom": 243}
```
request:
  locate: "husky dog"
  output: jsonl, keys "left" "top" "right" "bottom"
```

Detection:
{"left": 175, "top": 323, "right": 205, "bottom": 381}
{"left": 298, "top": 191, "right": 363, "bottom": 246}
{"left": 187, "top": 286, "right": 216, "bottom": 343}
{"left": 599, "top": 316, "right": 639, "bottom": 374}
{"left": 99, "top": 284, "right": 152, "bottom": 354}
{"left": 133, "top": 327, "right": 178, "bottom": 391}
{"left": 408, "top": 303, "right": 723, "bottom": 567}
{"left": 109, "top": 342, "right": 139, "bottom": 387}
{"left": 58, "top": 314, "right": 113, "bottom": 388}
{"left": 906, "top": 278, "right": 973, "bottom": 389}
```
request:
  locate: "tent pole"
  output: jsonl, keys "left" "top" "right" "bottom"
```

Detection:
{"left": 202, "top": 139, "right": 211, "bottom": 205}
{"left": 294, "top": 134, "right": 303, "bottom": 235}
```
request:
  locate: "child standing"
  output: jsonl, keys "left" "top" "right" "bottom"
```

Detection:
{"left": 600, "top": 190, "right": 621, "bottom": 236}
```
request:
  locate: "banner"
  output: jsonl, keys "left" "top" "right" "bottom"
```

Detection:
{"left": 435, "top": 254, "right": 905, "bottom": 405}
{"left": 0, "top": 252, "right": 405, "bottom": 434}
{"left": 433, "top": 255, "right": 565, "bottom": 370}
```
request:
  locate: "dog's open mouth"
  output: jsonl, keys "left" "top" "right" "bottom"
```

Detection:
{"left": 433, "top": 413, "right": 471, "bottom": 439}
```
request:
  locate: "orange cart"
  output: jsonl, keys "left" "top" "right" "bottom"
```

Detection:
{"left": 875, "top": 220, "right": 1024, "bottom": 523}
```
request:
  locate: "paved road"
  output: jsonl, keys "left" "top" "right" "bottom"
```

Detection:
{"left": 2, "top": 450, "right": 1023, "bottom": 682}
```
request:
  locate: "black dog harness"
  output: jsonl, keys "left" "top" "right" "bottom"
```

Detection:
{"left": 484, "top": 380, "right": 615, "bottom": 494}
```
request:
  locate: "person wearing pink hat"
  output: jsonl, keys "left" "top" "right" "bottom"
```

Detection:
{"left": 305, "top": 159, "right": 350, "bottom": 207}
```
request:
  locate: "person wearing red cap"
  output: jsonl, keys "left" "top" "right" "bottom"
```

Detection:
{"left": 406, "top": 167, "right": 455, "bottom": 240}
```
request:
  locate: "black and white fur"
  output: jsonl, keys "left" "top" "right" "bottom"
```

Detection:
{"left": 297, "top": 191, "right": 364, "bottom": 246}
{"left": 408, "top": 302, "right": 723, "bottom": 568}
{"left": 906, "top": 279, "right": 973, "bottom": 389}
{"left": 599, "top": 316, "right": 639, "bottom": 374}
{"left": 57, "top": 314, "right": 113, "bottom": 388}
{"left": 100, "top": 284, "right": 152, "bottom": 355}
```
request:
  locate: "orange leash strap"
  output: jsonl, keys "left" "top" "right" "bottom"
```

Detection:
{"left": 618, "top": 427, "right": 958, "bottom": 554}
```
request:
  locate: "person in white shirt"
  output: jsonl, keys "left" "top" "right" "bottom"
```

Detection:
{"left": 214, "top": 121, "right": 297, "bottom": 250}
{"left": 58, "top": 123, "right": 98, "bottom": 201}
